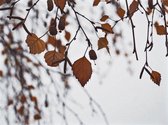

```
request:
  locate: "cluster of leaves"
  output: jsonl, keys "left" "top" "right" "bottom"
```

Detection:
{"left": 0, "top": 0, "right": 167, "bottom": 124}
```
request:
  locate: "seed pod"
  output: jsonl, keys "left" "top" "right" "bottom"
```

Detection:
{"left": 47, "top": 0, "right": 54, "bottom": 11}
{"left": 89, "top": 50, "right": 97, "bottom": 60}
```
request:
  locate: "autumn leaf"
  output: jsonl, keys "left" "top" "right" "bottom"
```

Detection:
{"left": 47, "top": 0, "right": 54, "bottom": 11}
{"left": 0, "top": 0, "right": 5, "bottom": 6}
{"left": 154, "top": 22, "right": 166, "bottom": 35}
{"left": 162, "top": 0, "right": 168, "bottom": 6}
{"left": 58, "top": 15, "right": 66, "bottom": 31}
{"left": 89, "top": 49, "right": 97, "bottom": 60}
{"left": 98, "top": 37, "right": 108, "bottom": 50}
{"left": 129, "top": 0, "right": 138, "bottom": 17}
{"left": 44, "top": 50, "right": 64, "bottom": 67}
{"left": 148, "top": 0, "right": 153, "bottom": 9}
{"left": 49, "top": 18, "right": 57, "bottom": 35}
{"left": 54, "top": 0, "right": 66, "bottom": 10}
{"left": 101, "top": 23, "right": 113, "bottom": 33}
{"left": 65, "top": 31, "right": 71, "bottom": 41}
{"left": 34, "top": 114, "right": 41, "bottom": 120}
{"left": 26, "top": 33, "right": 46, "bottom": 54}
{"left": 93, "top": 0, "right": 100, "bottom": 6}
{"left": 47, "top": 35, "right": 57, "bottom": 47}
{"left": 72, "top": 57, "right": 92, "bottom": 87}
{"left": 117, "top": 7, "right": 125, "bottom": 19}
{"left": 0, "top": 70, "right": 3, "bottom": 77}
{"left": 100, "top": 15, "right": 109, "bottom": 22}
{"left": 150, "top": 70, "right": 161, "bottom": 86}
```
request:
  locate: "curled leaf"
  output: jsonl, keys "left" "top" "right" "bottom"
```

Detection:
{"left": 44, "top": 50, "right": 64, "bottom": 67}
{"left": 150, "top": 70, "right": 161, "bottom": 86}
{"left": 72, "top": 57, "right": 92, "bottom": 87}
{"left": 26, "top": 33, "right": 45, "bottom": 54}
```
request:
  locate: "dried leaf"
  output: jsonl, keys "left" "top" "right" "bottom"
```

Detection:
{"left": 93, "top": 0, "right": 100, "bottom": 6}
{"left": 72, "top": 57, "right": 92, "bottom": 87}
{"left": 150, "top": 70, "right": 161, "bottom": 86}
{"left": 98, "top": 37, "right": 108, "bottom": 50}
{"left": 0, "top": 0, "right": 5, "bottom": 6}
{"left": 54, "top": 0, "right": 66, "bottom": 10}
{"left": 47, "top": 35, "right": 57, "bottom": 47}
{"left": 17, "top": 106, "right": 24, "bottom": 116}
{"left": 34, "top": 114, "right": 41, "bottom": 120}
{"left": 0, "top": 70, "right": 3, "bottom": 77}
{"left": 100, "top": 15, "right": 109, "bottom": 22}
{"left": 65, "top": 31, "right": 71, "bottom": 41}
{"left": 101, "top": 23, "right": 113, "bottom": 33}
{"left": 155, "top": 22, "right": 166, "bottom": 35}
{"left": 129, "top": 0, "right": 138, "bottom": 16}
{"left": 58, "top": 15, "right": 66, "bottom": 31}
{"left": 89, "top": 50, "right": 97, "bottom": 60}
{"left": 117, "top": 7, "right": 125, "bottom": 19}
{"left": 47, "top": 0, "right": 54, "bottom": 11}
{"left": 162, "top": 0, "right": 168, "bottom": 6}
{"left": 26, "top": 33, "right": 45, "bottom": 54}
{"left": 44, "top": 50, "right": 64, "bottom": 67}
{"left": 49, "top": 18, "right": 57, "bottom": 35}
{"left": 148, "top": 0, "right": 153, "bottom": 9}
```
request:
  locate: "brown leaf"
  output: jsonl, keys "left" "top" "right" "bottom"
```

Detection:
{"left": 150, "top": 70, "right": 161, "bottom": 86}
{"left": 47, "top": 35, "right": 57, "bottom": 47}
{"left": 72, "top": 57, "right": 92, "bottom": 87}
{"left": 49, "top": 18, "right": 57, "bottom": 35}
{"left": 17, "top": 106, "right": 24, "bottom": 116}
{"left": 129, "top": 0, "right": 138, "bottom": 16}
{"left": 34, "top": 114, "right": 41, "bottom": 120}
{"left": 0, "top": 70, "right": 3, "bottom": 77}
{"left": 58, "top": 15, "right": 66, "bottom": 31}
{"left": 155, "top": 22, "right": 166, "bottom": 35}
{"left": 54, "top": 0, "right": 66, "bottom": 10}
{"left": 89, "top": 50, "right": 97, "bottom": 60}
{"left": 26, "top": 33, "right": 46, "bottom": 54}
{"left": 162, "top": 0, "right": 168, "bottom": 6}
{"left": 101, "top": 23, "right": 113, "bottom": 33}
{"left": 0, "top": 0, "right": 5, "bottom": 6}
{"left": 47, "top": 0, "right": 54, "bottom": 11}
{"left": 148, "top": 0, "right": 153, "bottom": 9}
{"left": 117, "top": 7, "right": 125, "bottom": 19}
{"left": 93, "top": 0, "right": 100, "bottom": 6}
{"left": 44, "top": 50, "right": 64, "bottom": 67}
{"left": 98, "top": 37, "right": 108, "bottom": 50}
{"left": 65, "top": 31, "right": 71, "bottom": 41}
{"left": 100, "top": 15, "right": 109, "bottom": 22}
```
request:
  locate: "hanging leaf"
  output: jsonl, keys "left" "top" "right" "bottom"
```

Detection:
{"left": 154, "top": 22, "right": 166, "bottom": 35}
{"left": 101, "top": 23, "right": 113, "bottom": 33}
{"left": 54, "top": 0, "right": 66, "bottom": 10}
{"left": 58, "top": 15, "right": 66, "bottom": 31}
{"left": 162, "top": 0, "right": 168, "bottom": 6}
{"left": 0, "top": 0, "right": 5, "bottom": 6}
{"left": 148, "top": 0, "right": 153, "bottom": 9}
{"left": 72, "top": 57, "right": 92, "bottom": 87}
{"left": 100, "top": 15, "right": 109, "bottom": 22}
{"left": 47, "top": 0, "right": 54, "bottom": 11}
{"left": 93, "top": 0, "right": 100, "bottom": 6}
{"left": 17, "top": 105, "right": 24, "bottom": 116}
{"left": 34, "top": 114, "right": 41, "bottom": 120}
{"left": 0, "top": 70, "right": 3, "bottom": 77}
{"left": 65, "top": 31, "right": 71, "bottom": 41}
{"left": 98, "top": 37, "right": 108, "bottom": 50}
{"left": 49, "top": 18, "right": 57, "bottom": 35}
{"left": 117, "top": 7, "right": 125, "bottom": 19}
{"left": 89, "top": 49, "right": 97, "bottom": 60}
{"left": 129, "top": 0, "right": 138, "bottom": 17}
{"left": 44, "top": 50, "right": 64, "bottom": 67}
{"left": 47, "top": 35, "right": 57, "bottom": 47}
{"left": 150, "top": 70, "right": 161, "bottom": 86}
{"left": 26, "top": 33, "right": 45, "bottom": 54}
